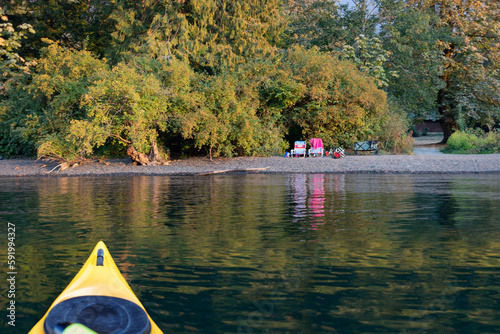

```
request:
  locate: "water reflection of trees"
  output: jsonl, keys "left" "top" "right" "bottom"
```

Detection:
{"left": 2, "top": 174, "right": 500, "bottom": 332}
{"left": 10, "top": 173, "right": 500, "bottom": 270}
{"left": 21, "top": 174, "right": 500, "bottom": 270}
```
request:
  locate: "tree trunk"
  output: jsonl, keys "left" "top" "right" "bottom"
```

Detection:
{"left": 438, "top": 44, "right": 458, "bottom": 144}
{"left": 127, "top": 145, "right": 151, "bottom": 165}
{"left": 439, "top": 109, "right": 458, "bottom": 144}
{"left": 148, "top": 140, "right": 166, "bottom": 165}
{"left": 127, "top": 141, "right": 168, "bottom": 166}
{"left": 437, "top": 88, "right": 458, "bottom": 144}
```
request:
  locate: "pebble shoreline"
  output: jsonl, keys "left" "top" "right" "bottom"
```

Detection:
{"left": 0, "top": 153, "right": 499, "bottom": 177}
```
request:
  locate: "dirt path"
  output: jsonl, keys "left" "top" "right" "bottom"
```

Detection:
{"left": 413, "top": 134, "right": 445, "bottom": 155}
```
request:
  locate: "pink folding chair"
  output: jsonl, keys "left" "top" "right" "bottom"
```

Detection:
{"left": 308, "top": 138, "right": 324, "bottom": 157}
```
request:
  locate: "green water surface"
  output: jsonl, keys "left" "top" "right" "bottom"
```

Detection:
{"left": 1, "top": 174, "right": 500, "bottom": 333}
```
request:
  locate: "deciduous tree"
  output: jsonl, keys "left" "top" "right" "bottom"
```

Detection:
{"left": 0, "top": 6, "right": 35, "bottom": 76}
{"left": 381, "top": 0, "right": 500, "bottom": 142}
{"left": 0, "top": 43, "right": 107, "bottom": 158}
{"left": 265, "top": 46, "right": 402, "bottom": 148}
{"left": 109, "top": 0, "right": 287, "bottom": 72}
{"left": 2, "top": 0, "right": 116, "bottom": 58}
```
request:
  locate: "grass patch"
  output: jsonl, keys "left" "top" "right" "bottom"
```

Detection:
{"left": 443, "top": 130, "right": 500, "bottom": 154}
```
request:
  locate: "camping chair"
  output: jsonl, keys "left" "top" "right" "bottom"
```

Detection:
{"left": 290, "top": 141, "right": 307, "bottom": 157}
{"left": 308, "top": 138, "right": 324, "bottom": 157}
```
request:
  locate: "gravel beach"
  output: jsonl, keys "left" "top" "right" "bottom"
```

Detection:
{"left": 1, "top": 136, "right": 498, "bottom": 176}
{"left": 0, "top": 153, "right": 499, "bottom": 176}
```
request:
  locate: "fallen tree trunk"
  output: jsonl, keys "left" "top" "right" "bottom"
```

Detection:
{"left": 38, "top": 154, "right": 88, "bottom": 172}
{"left": 127, "top": 141, "right": 169, "bottom": 166}
{"left": 196, "top": 167, "right": 270, "bottom": 176}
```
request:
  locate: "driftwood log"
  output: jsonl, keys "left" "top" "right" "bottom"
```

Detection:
{"left": 42, "top": 141, "right": 168, "bottom": 172}
{"left": 127, "top": 141, "right": 169, "bottom": 166}
{"left": 196, "top": 167, "right": 270, "bottom": 176}
{"left": 38, "top": 154, "right": 88, "bottom": 172}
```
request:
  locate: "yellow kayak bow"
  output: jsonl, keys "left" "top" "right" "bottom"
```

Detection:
{"left": 29, "top": 241, "right": 163, "bottom": 334}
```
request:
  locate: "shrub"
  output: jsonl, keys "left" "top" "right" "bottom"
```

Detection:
{"left": 71, "top": 56, "right": 201, "bottom": 164}
{"left": 1, "top": 43, "right": 420, "bottom": 160}
{"left": 446, "top": 131, "right": 478, "bottom": 152}
{"left": 377, "top": 99, "right": 414, "bottom": 154}
{"left": 267, "top": 46, "right": 395, "bottom": 150}
{"left": 0, "top": 43, "right": 107, "bottom": 158}
{"left": 178, "top": 67, "right": 286, "bottom": 158}
{"left": 445, "top": 130, "right": 500, "bottom": 154}
{"left": 77, "top": 62, "right": 171, "bottom": 155}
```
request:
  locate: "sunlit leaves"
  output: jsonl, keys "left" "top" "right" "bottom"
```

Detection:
{"left": 342, "top": 34, "right": 398, "bottom": 88}
{"left": 109, "top": 0, "right": 287, "bottom": 73}
{"left": 178, "top": 64, "right": 286, "bottom": 159}
{"left": 0, "top": 6, "right": 34, "bottom": 74}
{"left": 274, "top": 46, "right": 397, "bottom": 148}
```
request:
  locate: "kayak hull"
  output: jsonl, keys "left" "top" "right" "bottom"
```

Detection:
{"left": 29, "top": 241, "right": 162, "bottom": 334}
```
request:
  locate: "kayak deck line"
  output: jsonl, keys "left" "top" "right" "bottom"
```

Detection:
{"left": 29, "top": 241, "right": 163, "bottom": 334}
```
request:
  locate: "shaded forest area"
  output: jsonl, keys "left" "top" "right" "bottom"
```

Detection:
{"left": 1, "top": 0, "right": 499, "bottom": 164}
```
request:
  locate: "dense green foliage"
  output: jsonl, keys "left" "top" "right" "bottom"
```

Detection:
{"left": 378, "top": 0, "right": 445, "bottom": 120}
{"left": 287, "top": 0, "right": 500, "bottom": 143}
{"left": 0, "top": 6, "right": 35, "bottom": 74}
{"left": 178, "top": 67, "right": 285, "bottom": 158}
{"left": 108, "top": 0, "right": 287, "bottom": 71}
{"left": 2, "top": 0, "right": 115, "bottom": 58}
{"left": 273, "top": 46, "right": 392, "bottom": 147}
{"left": 444, "top": 130, "right": 500, "bottom": 154}
{"left": 0, "top": 43, "right": 107, "bottom": 158}
{"left": 341, "top": 34, "right": 398, "bottom": 88}
{"left": 380, "top": 0, "right": 500, "bottom": 142}
{"left": 1, "top": 0, "right": 498, "bottom": 162}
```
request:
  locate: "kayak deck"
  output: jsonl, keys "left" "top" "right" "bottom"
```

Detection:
{"left": 29, "top": 241, "right": 162, "bottom": 334}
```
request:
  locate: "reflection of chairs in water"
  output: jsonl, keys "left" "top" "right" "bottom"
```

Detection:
{"left": 309, "top": 175, "right": 325, "bottom": 230}
{"left": 292, "top": 174, "right": 307, "bottom": 222}
{"left": 308, "top": 138, "right": 324, "bottom": 157}
{"left": 290, "top": 140, "right": 307, "bottom": 158}
{"left": 290, "top": 174, "right": 325, "bottom": 230}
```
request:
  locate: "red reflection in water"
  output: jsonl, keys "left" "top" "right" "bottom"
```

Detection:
{"left": 291, "top": 174, "right": 345, "bottom": 233}
{"left": 309, "top": 175, "right": 325, "bottom": 230}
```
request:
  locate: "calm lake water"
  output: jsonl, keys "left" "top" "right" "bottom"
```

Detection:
{"left": 1, "top": 174, "right": 500, "bottom": 333}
